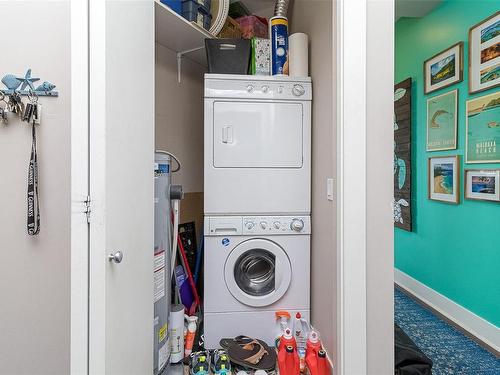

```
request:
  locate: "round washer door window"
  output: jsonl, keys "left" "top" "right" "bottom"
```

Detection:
{"left": 224, "top": 239, "right": 292, "bottom": 307}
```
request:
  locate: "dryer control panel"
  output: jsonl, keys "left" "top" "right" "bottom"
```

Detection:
{"left": 204, "top": 74, "right": 312, "bottom": 101}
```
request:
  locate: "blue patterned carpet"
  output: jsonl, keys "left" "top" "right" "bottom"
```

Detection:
{"left": 395, "top": 288, "right": 500, "bottom": 374}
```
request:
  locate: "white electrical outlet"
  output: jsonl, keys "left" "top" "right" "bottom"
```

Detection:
{"left": 327, "top": 178, "right": 334, "bottom": 201}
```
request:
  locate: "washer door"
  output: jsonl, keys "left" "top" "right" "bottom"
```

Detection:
{"left": 224, "top": 239, "right": 292, "bottom": 307}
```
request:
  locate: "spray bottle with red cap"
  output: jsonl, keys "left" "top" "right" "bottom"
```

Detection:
{"left": 293, "top": 313, "right": 309, "bottom": 372}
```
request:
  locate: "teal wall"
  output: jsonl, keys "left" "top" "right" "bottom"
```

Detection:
{"left": 395, "top": 0, "right": 500, "bottom": 327}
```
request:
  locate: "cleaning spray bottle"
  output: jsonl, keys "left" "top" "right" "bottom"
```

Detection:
{"left": 293, "top": 313, "right": 309, "bottom": 372}
{"left": 275, "top": 311, "right": 291, "bottom": 347}
{"left": 184, "top": 314, "right": 198, "bottom": 356}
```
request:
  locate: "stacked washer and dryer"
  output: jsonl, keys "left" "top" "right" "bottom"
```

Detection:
{"left": 203, "top": 74, "right": 312, "bottom": 348}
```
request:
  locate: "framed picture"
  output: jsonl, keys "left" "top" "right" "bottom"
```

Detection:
{"left": 465, "top": 90, "right": 500, "bottom": 163}
{"left": 465, "top": 169, "right": 500, "bottom": 202}
{"left": 426, "top": 89, "right": 458, "bottom": 151}
{"left": 424, "top": 42, "right": 463, "bottom": 94}
{"left": 428, "top": 155, "right": 460, "bottom": 204}
{"left": 469, "top": 11, "right": 500, "bottom": 94}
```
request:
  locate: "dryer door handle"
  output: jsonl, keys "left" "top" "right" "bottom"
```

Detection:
{"left": 222, "top": 126, "right": 233, "bottom": 144}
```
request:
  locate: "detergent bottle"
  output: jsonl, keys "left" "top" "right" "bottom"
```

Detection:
{"left": 317, "top": 350, "right": 329, "bottom": 375}
{"left": 278, "top": 327, "right": 297, "bottom": 352}
{"left": 306, "top": 329, "right": 322, "bottom": 358}
{"left": 278, "top": 345, "right": 300, "bottom": 375}
{"left": 293, "top": 313, "right": 309, "bottom": 372}
{"left": 305, "top": 330, "right": 322, "bottom": 375}
{"left": 184, "top": 315, "right": 198, "bottom": 356}
{"left": 275, "top": 310, "right": 291, "bottom": 347}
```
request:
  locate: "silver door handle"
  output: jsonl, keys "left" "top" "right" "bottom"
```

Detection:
{"left": 108, "top": 251, "right": 123, "bottom": 263}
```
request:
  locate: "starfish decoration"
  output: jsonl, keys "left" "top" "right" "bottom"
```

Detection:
{"left": 15, "top": 69, "right": 40, "bottom": 91}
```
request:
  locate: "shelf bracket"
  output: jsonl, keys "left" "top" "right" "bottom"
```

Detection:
{"left": 176, "top": 46, "right": 205, "bottom": 83}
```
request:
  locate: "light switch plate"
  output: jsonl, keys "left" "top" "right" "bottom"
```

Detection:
{"left": 327, "top": 178, "right": 334, "bottom": 201}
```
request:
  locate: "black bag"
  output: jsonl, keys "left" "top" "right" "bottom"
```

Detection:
{"left": 395, "top": 324, "right": 433, "bottom": 375}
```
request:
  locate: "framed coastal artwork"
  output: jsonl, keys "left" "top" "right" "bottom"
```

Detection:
{"left": 469, "top": 11, "right": 500, "bottom": 94}
{"left": 428, "top": 156, "right": 460, "bottom": 204}
{"left": 393, "top": 78, "right": 412, "bottom": 231}
{"left": 424, "top": 42, "right": 463, "bottom": 94}
{"left": 426, "top": 89, "right": 458, "bottom": 151}
{"left": 466, "top": 90, "right": 500, "bottom": 163}
{"left": 465, "top": 169, "right": 500, "bottom": 202}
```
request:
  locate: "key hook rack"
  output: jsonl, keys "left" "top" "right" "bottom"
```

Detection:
{"left": 1, "top": 69, "right": 58, "bottom": 97}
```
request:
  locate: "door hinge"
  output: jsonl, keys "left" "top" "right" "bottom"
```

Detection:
{"left": 84, "top": 195, "right": 91, "bottom": 223}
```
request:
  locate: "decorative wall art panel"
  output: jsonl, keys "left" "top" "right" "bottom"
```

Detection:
{"left": 394, "top": 78, "right": 412, "bottom": 231}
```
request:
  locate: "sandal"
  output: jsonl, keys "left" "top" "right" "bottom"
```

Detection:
{"left": 221, "top": 336, "right": 276, "bottom": 371}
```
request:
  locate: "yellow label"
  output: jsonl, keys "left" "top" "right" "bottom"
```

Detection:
{"left": 159, "top": 323, "right": 168, "bottom": 342}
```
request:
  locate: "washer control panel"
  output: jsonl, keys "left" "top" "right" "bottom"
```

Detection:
{"left": 243, "top": 216, "right": 311, "bottom": 235}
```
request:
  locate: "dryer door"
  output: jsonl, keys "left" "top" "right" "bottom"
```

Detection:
{"left": 224, "top": 238, "right": 292, "bottom": 307}
{"left": 213, "top": 101, "right": 303, "bottom": 168}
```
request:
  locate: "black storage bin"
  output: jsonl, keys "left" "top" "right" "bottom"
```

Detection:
{"left": 205, "top": 39, "right": 251, "bottom": 74}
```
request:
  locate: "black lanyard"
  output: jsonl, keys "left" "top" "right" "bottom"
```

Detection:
{"left": 27, "top": 123, "right": 40, "bottom": 235}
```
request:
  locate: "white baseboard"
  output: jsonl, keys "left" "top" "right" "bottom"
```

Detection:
{"left": 395, "top": 268, "right": 500, "bottom": 353}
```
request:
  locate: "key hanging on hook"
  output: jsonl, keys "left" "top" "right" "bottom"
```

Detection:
{"left": 7, "top": 91, "right": 24, "bottom": 115}
{"left": 0, "top": 92, "right": 8, "bottom": 124}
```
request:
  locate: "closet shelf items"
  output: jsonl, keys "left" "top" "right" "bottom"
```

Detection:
{"left": 155, "top": 0, "right": 214, "bottom": 67}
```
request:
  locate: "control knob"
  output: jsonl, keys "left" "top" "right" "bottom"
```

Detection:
{"left": 290, "top": 218, "right": 304, "bottom": 232}
{"left": 246, "top": 221, "right": 255, "bottom": 230}
{"left": 273, "top": 221, "right": 281, "bottom": 229}
{"left": 292, "top": 84, "right": 305, "bottom": 97}
{"left": 246, "top": 84, "right": 255, "bottom": 93}
{"left": 260, "top": 221, "right": 267, "bottom": 229}
{"left": 261, "top": 85, "right": 269, "bottom": 93}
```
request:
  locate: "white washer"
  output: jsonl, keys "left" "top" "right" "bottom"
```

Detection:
{"left": 203, "top": 215, "right": 310, "bottom": 349}
{"left": 204, "top": 74, "right": 312, "bottom": 216}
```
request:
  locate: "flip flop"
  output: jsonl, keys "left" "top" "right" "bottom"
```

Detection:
{"left": 221, "top": 336, "right": 276, "bottom": 371}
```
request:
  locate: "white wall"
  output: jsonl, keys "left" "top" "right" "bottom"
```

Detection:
{"left": 0, "top": 1, "right": 71, "bottom": 374}
{"left": 155, "top": 44, "right": 205, "bottom": 194}
{"left": 290, "top": 0, "right": 336, "bottom": 357}
{"left": 366, "top": 0, "right": 395, "bottom": 373}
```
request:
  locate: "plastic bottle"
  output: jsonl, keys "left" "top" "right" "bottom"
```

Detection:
{"left": 184, "top": 315, "right": 198, "bottom": 356}
{"left": 305, "top": 329, "right": 322, "bottom": 358}
{"left": 278, "top": 327, "right": 297, "bottom": 352}
{"left": 275, "top": 311, "right": 291, "bottom": 347}
{"left": 317, "top": 350, "right": 329, "bottom": 375}
{"left": 293, "top": 313, "right": 309, "bottom": 372}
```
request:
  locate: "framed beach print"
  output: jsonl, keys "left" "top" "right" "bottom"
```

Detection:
{"left": 466, "top": 90, "right": 500, "bottom": 163}
{"left": 465, "top": 169, "right": 500, "bottom": 202}
{"left": 426, "top": 89, "right": 458, "bottom": 151}
{"left": 424, "top": 42, "right": 463, "bottom": 94}
{"left": 469, "top": 11, "right": 500, "bottom": 94}
{"left": 428, "top": 156, "right": 460, "bottom": 204}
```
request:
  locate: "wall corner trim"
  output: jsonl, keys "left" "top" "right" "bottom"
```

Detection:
{"left": 395, "top": 268, "right": 500, "bottom": 353}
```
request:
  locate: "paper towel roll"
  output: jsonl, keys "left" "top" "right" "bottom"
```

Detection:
{"left": 169, "top": 304, "right": 185, "bottom": 363}
{"left": 289, "top": 33, "right": 309, "bottom": 77}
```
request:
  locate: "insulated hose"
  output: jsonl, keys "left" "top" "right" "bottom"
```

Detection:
{"left": 274, "top": 0, "right": 289, "bottom": 17}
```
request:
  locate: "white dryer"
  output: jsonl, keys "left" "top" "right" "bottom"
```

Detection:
{"left": 203, "top": 215, "right": 310, "bottom": 349}
{"left": 204, "top": 74, "right": 312, "bottom": 216}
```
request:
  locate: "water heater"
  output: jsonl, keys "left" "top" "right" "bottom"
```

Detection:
{"left": 154, "top": 152, "right": 172, "bottom": 374}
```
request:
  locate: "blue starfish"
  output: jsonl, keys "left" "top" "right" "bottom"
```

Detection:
{"left": 15, "top": 69, "right": 40, "bottom": 91}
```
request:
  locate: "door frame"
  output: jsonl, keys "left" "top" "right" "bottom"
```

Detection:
{"left": 70, "top": 0, "right": 90, "bottom": 374}
{"left": 335, "top": 0, "right": 395, "bottom": 374}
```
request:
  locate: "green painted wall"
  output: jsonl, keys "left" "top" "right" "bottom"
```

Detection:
{"left": 395, "top": 0, "right": 500, "bottom": 327}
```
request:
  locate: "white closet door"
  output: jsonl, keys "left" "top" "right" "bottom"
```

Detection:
{"left": 89, "top": 1, "right": 155, "bottom": 374}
